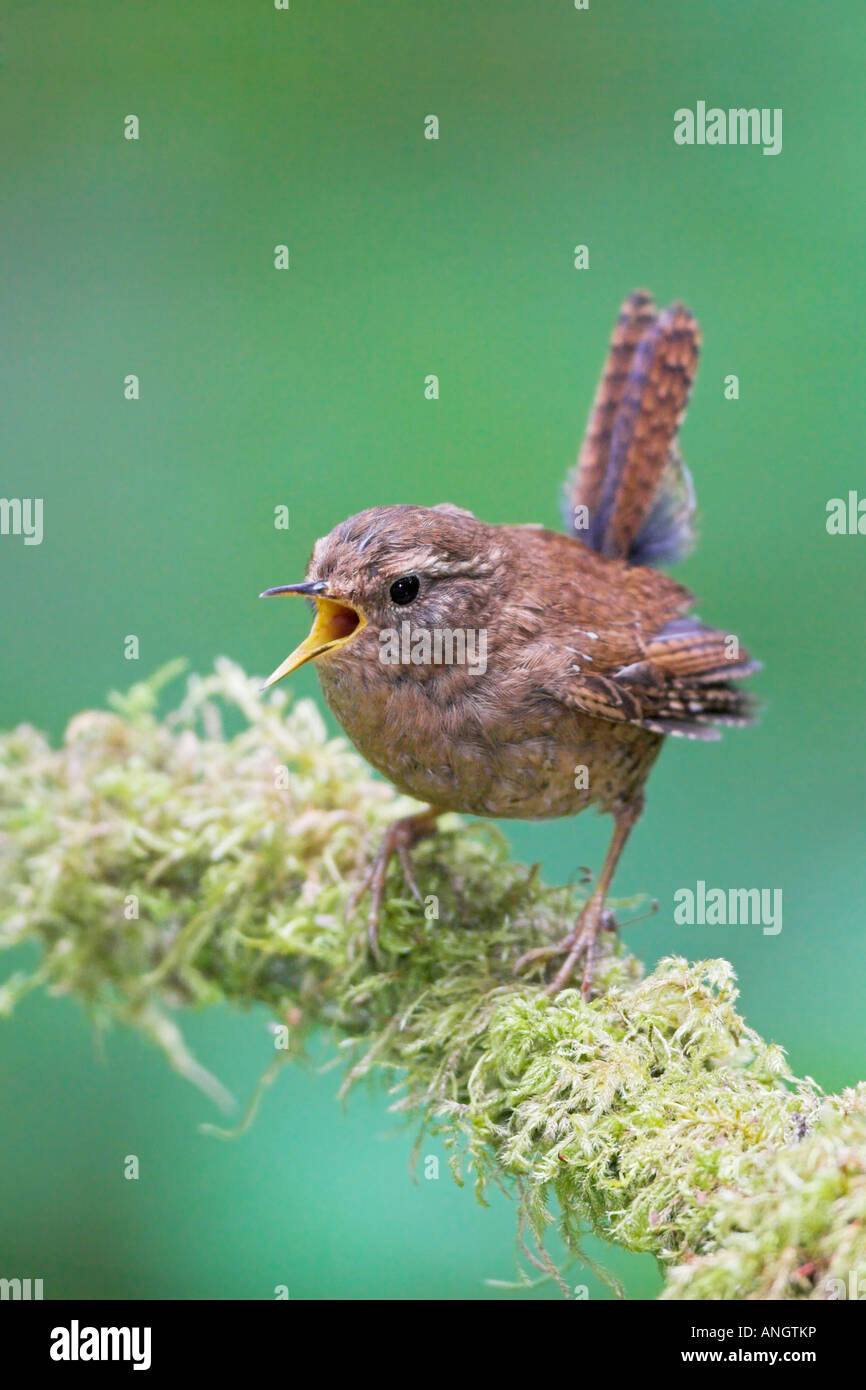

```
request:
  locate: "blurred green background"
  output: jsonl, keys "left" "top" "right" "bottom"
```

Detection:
{"left": 2, "top": 0, "right": 864, "bottom": 1300}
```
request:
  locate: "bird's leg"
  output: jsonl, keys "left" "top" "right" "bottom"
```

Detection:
{"left": 514, "top": 797, "right": 643, "bottom": 1000}
{"left": 347, "top": 806, "right": 441, "bottom": 961}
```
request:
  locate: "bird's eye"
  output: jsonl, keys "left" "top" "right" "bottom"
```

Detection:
{"left": 389, "top": 574, "right": 420, "bottom": 605}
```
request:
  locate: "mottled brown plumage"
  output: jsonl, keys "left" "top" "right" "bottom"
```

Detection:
{"left": 260, "top": 291, "right": 758, "bottom": 996}
{"left": 568, "top": 288, "right": 658, "bottom": 530}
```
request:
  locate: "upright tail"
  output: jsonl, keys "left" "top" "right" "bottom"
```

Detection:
{"left": 563, "top": 290, "right": 700, "bottom": 566}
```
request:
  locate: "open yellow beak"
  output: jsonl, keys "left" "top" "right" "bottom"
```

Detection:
{"left": 259, "top": 583, "right": 365, "bottom": 690}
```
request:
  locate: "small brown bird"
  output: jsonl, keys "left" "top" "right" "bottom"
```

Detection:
{"left": 260, "top": 290, "right": 758, "bottom": 996}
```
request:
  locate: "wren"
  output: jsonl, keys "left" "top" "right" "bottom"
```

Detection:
{"left": 259, "top": 291, "right": 758, "bottom": 997}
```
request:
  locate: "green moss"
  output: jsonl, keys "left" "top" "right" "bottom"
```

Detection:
{"left": 2, "top": 659, "right": 864, "bottom": 1299}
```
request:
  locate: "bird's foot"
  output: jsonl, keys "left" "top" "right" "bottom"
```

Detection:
{"left": 514, "top": 904, "right": 617, "bottom": 1000}
{"left": 347, "top": 807, "right": 440, "bottom": 962}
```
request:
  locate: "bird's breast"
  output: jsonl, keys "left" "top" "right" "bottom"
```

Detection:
{"left": 316, "top": 660, "right": 661, "bottom": 819}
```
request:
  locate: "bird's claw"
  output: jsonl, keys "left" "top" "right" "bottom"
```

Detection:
{"left": 514, "top": 907, "right": 617, "bottom": 999}
{"left": 346, "top": 809, "right": 439, "bottom": 962}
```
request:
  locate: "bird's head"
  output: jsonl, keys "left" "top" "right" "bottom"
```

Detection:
{"left": 260, "top": 504, "right": 505, "bottom": 689}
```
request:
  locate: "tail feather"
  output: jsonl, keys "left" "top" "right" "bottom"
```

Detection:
{"left": 562, "top": 289, "right": 657, "bottom": 548}
{"left": 565, "top": 293, "right": 700, "bottom": 567}
{"left": 628, "top": 443, "right": 697, "bottom": 566}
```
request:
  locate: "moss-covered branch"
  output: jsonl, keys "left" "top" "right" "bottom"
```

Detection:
{"left": 2, "top": 660, "right": 864, "bottom": 1299}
